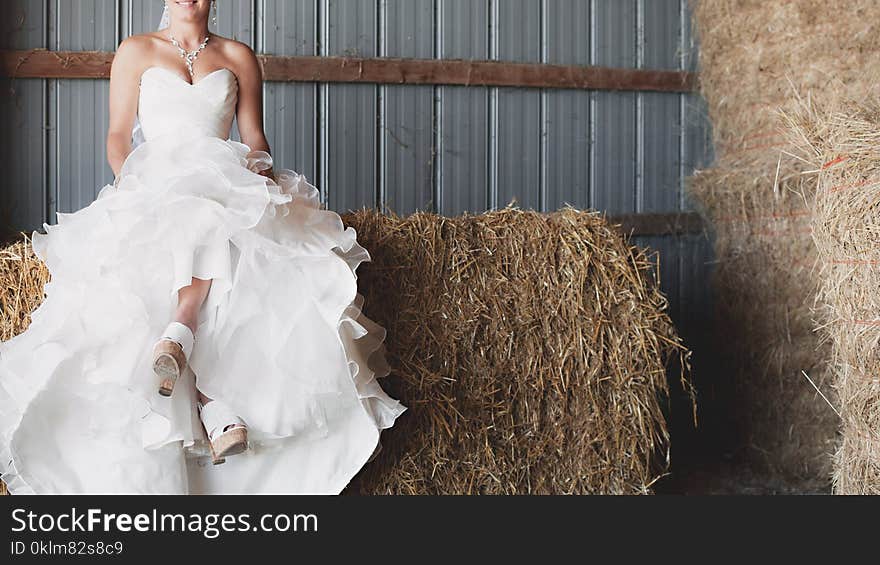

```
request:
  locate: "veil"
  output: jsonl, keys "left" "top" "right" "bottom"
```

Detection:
{"left": 130, "top": 6, "right": 171, "bottom": 149}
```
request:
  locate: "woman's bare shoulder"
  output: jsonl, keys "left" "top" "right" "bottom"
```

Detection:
{"left": 211, "top": 34, "right": 253, "bottom": 54}
{"left": 118, "top": 32, "right": 166, "bottom": 51}
{"left": 213, "top": 36, "right": 260, "bottom": 70}
{"left": 115, "top": 32, "right": 164, "bottom": 63}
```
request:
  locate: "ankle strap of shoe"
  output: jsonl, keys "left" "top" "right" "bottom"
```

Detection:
{"left": 161, "top": 322, "right": 194, "bottom": 358}
{"left": 198, "top": 400, "right": 246, "bottom": 441}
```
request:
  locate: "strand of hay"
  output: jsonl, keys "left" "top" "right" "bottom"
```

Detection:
{"left": 1, "top": 208, "right": 692, "bottom": 495}
{"left": 784, "top": 98, "right": 880, "bottom": 494}
{"left": 685, "top": 0, "right": 880, "bottom": 484}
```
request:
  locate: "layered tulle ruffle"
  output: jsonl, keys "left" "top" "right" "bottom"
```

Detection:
{"left": 0, "top": 134, "right": 406, "bottom": 494}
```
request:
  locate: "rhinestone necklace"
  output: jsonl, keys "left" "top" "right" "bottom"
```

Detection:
{"left": 169, "top": 33, "right": 211, "bottom": 78}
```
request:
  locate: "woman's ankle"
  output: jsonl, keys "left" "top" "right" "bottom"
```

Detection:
{"left": 172, "top": 313, "right": 198, "bottom": 335}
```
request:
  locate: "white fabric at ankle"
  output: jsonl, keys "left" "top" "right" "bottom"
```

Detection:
{"left": 199, "top": 400, "right": 246, "bottom": 440}
{"left": 161, "top": 321, "right": 194, "bottom": 359}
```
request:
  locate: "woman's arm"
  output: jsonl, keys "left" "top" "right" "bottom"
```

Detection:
{"left": 228, "top": 41, "right": 273, "bottom": 178}
{"left": 106, "top": 37, "right": 148, "bottom": 179}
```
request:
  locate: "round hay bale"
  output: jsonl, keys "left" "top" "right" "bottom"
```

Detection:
{"left": 340, "top": 207, "right": 692, "bottom": 494}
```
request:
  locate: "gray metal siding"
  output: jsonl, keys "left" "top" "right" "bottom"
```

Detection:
{"left": 3, "top": 0, "right": 714, "bottom": 219}
{"left": 0, "top": 0, "right": 716, "bottom": 346}
{"left": 494, "top": 0, "right": 541, "bottom": 211}
{"left": 437, "top": 0, "right": 489, "bottom": 215}
{"left": 214, "top": 0, "right": 255, "bottom": 43}
{"left": 678, "top": 0, "right": 714, "bottom": 347}
{"left": 55, "top": 0, "right": 116, "bottom": 214}
{"left": 592, "top": 0, "right": 637, "bottom": 215}
{"left": 381, "top": 0, "right": 435, "bottom": 214}
{"left": 324, "top": 0, "right": 378, "bottom": 212}
{"left": 122, "top": 0, "right": 165, "bottom": 37}
{"left": 1, "top": 0, "right": 47, "bottom": 232}
{"left": 260, "top": 0, "right": 318, "bottom": 185}
{"left": 543, "top": 0, "right": 591, "bottom": 211}
{"left": 642, "top": 0, "right": 682, "bottom": 213}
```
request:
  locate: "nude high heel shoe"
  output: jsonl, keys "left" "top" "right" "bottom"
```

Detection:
{"left": 198, "top": 399, "right": 249, "bottom": 465}
{"left": 152, "top": 321, "right": 195, "bottom": 397}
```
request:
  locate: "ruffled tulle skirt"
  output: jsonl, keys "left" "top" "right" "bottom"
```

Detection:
{"left": 0, "top": 134, "right": 407, "bottom": 494}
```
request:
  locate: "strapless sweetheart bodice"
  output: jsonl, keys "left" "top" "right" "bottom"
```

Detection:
{"left": 137, "top": 66, "right": 238, "bottom": 141}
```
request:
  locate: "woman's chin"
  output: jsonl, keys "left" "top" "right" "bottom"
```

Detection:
{"left": 169, "top": 1, "right": 210, "bottom": 21}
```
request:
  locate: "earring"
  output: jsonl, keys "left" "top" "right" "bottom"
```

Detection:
{"left": 160, "top": 1, "right": 170, "bottom": 30}
{"left": 212, "top": 1, "right": 218, "bottom": 28}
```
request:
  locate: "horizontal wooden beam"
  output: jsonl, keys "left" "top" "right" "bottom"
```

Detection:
{"left": 261, "top": 55, "right": 697, "bottom": 92}
{"left": 607, "top": 212, "right": 705, "bottom": 237}
{"left": 2, "top": 50, "right": 114, "bottom": 79}
{"left": 1, "top": 212, "right": 704, "bottom": 248}
{"left": 0, "top": 49, "right": 698, "bottom": 93}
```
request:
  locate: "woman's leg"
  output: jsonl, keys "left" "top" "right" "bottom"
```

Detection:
{"left": 174, "top": 276, "right": 212, "bottom": 334}
{"left": 155, "top": 277, "right": 212, "bottom": 397}
{"left": 178, "top": 278, "right": 220, "bottom": 407}
{"left": 177, "top": 278, "right": 240, "bottom": 438}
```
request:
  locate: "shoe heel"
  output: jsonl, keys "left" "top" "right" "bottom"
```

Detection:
{"left": 212, "top": 428, "right": 248, "bottom": 463}
{"left": 153, "top": 341, "right": 186, "bottom": 397}
{"left": 199, "top": 400, "right": 248, "bottom": 465}
{"left": 209, "top": 441, "right": 226, "bottom": 466}
{"left": 152, "top": 322, "right": 195, "bottom": 398}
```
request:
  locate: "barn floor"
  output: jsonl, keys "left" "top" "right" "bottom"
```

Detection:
{"left": 658, "top": 457, "right": 831, "bottom": 495}
{"left": 656, "top": 367, "right": 833, "bottom": 495}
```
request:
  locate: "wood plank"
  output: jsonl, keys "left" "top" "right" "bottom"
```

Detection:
{"left": 607, "top": 211, "right": 705, "bottom": 236}
{"left": 2, "top": 49, "right": 114, "bottom": 78}
{"left": 0, "top": 49, "right": 698, "bottom": 92}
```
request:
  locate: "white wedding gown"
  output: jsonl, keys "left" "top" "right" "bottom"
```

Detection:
{"left": 0, "top": 66, "right": 407, "bottom": 494}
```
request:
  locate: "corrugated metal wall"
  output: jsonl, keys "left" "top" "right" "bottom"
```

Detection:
{"left": 0, "top": 0, "right": 715, "bottom": 343}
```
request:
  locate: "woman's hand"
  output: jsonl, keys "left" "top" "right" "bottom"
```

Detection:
{"left": 257, "top": 168, "right": 275, "bottom": 182}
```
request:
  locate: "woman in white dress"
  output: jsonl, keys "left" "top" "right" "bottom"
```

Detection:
{"left": 0, "top": 0, "right": 407, "bottom": 494}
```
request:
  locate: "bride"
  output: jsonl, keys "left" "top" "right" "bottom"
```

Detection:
{"left": 0, "top": 0, "right": 407, "bottom": 494}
